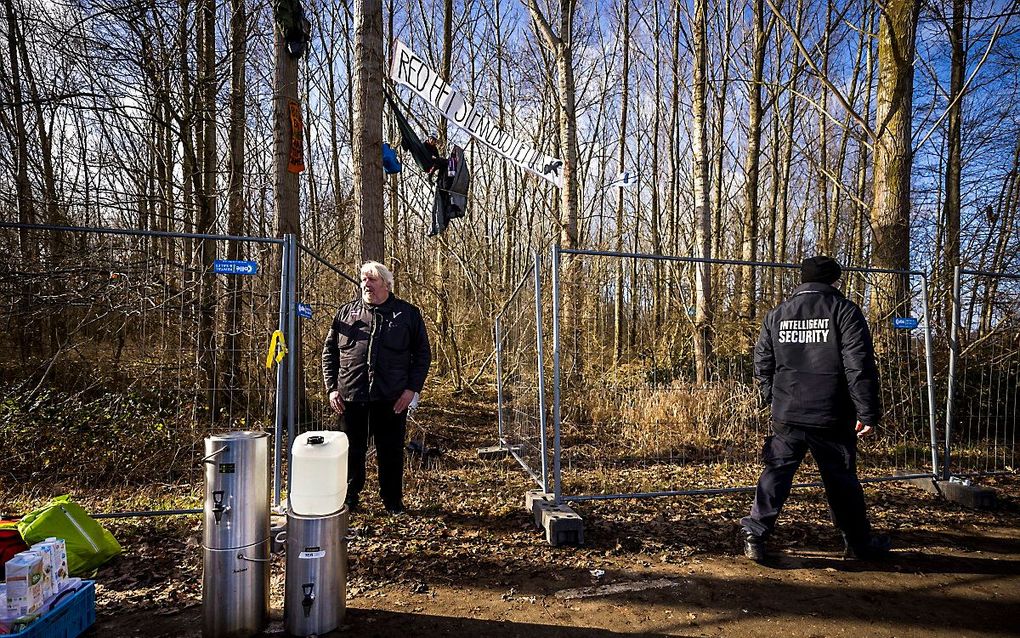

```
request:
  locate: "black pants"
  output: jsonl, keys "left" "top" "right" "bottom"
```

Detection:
{"left": 740, "top": 425, "right": 871, "bottom": 544}
{"left": 341, "top": 400, "right": 407, "bottom": 509}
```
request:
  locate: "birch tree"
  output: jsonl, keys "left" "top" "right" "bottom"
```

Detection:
{"left": 691, "top": 0, "right": 714, "bottom": 383}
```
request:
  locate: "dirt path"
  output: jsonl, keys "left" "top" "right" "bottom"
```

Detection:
{"left": 98, "top": 543, "right": 1020, "bottom": 638}
{"left": 12, "top": 395, "right": 1016, "bottom": 637}
{"left": 92, "top": 472, "right": 1020, "bottom": 637}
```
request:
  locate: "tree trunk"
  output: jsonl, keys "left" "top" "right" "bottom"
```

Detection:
{"left": 613, "top": 0, "right": 630, "bottom": 362}
{"left": 433, "top": 0, "right": 462, "bottom": 388}
{"left": 739, "top": 0, "right": 768, "bottom": 319}
{"left": 941, "top": 0, "right": 966, "bottom": 331}
{"left": 3, "top": 0, "right": 38, "bottom": 361}
{"left": 691, "top": 0, "right": 714, "bottom": 383}
{"left": 324, "top": 10, "right": 349, "bottom": 250}
{"left": 869, "top": 0, "right": 918, "bottom": 322}
{"left": 197, "top": 0, "right": 219, "bottom": 416}
{"left": 712, "top": 0, "right": 732, "bottom": 309}
{"left": 353, "top": 0, "right": 384, "bottom": 261}
{"left": 526, "top": 0, "right": 580, "bottom": 373}
{"left": 816, "top": 4, "right": 833, "bottom": 254}
{"left": 223, "top": 0, "right": 247, "bottom": 415}
{"left": 651, "top": 3, "right": 664, "bottom": 330}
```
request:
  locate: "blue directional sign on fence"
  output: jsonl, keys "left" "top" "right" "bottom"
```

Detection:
{"left": 213, "top": 259, "right": 259, "bottom": 276}
{"left": 893, "top": 317, "right": 919, "bottom": 330}
{"left": 297, "top": 303, "right": 313, "bottom": 319}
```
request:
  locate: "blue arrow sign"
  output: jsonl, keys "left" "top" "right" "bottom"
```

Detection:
{"left": 213, "top": 259, "right": 259, "bottom": 276}
{"left": 297, "top": 303, "right": 313, "bottom": 319}
{"left": 893, "top": 317, "right": 919, "bottom": 330}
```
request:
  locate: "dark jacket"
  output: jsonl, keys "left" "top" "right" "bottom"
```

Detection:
{"left": 322, "top": 293, "right": 431, "bottom": 402}
{"left": 754, "top": 282, "right": 881, "bottom": 429}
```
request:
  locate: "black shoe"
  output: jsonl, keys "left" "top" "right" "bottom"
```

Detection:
{"left": 384, "top": 503, "right": 405, "bottom": 516}
{"left": 844, "top": 534, "right": 891, "bottom": 560}
{"left": 741, "top": 530, "right": 767, "bottom": 563}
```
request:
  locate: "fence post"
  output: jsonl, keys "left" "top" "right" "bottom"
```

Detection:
{"left": 285, "top": 233, "right": 299, "bottom": 500}
{"left": 272, "top": 237, "right": 290, "bottom": 509}
{"left": 550, "top": 244, "right": 563, "bottom": 505}
{"left": 919, "top": 274, "right": 939, "bottom": 478}
{"left": 943, "top": 264, "right": 962, "bottom": 480}
{"left": 533, "top": 251, "right": 550, "bottom": 494}
{"left": 494, "top": 317, "right": 505, "bottom": 447}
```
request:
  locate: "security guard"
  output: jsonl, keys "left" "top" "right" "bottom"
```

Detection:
{"left": 740, "top": 256, "right": 891, "bottom": 562}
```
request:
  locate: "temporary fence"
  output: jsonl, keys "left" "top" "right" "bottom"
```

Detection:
{"left": 294, "top": 243, "right": 360, "bottom": 439}
{"left": 945, "top": 267, "right": 1020, "bottom": 477}
{"left": 0, "top": 223, "right": 365, "bottom": 516}
{"left": 0, "top": 223, "right": 287, "bottom": 512}
{"left": 494, "top": 246, "right": 940, "bottom": 504}
{"left": 493, "top": 253, "right": 550, "bottom": 492}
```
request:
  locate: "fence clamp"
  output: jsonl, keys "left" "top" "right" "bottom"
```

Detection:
{"left": 266, "top": 330, "right": 288, "bottom": 369}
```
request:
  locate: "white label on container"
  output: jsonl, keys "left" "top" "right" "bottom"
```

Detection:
{"left": 299, "top": 550, "right": 326, "bottom": 559}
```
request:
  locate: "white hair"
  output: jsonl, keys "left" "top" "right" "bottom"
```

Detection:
{"left": 360, "top": 261, "right": 394, "bottom": 290}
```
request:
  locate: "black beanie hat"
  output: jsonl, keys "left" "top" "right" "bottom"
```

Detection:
{"left": 801, "top": 255, "right": 841, "bottom": 284}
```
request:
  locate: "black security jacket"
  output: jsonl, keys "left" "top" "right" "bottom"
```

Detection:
{"left": 322, "top": 293, "right": 432, "bottom": 402}
{"left": 754, "top": 282, "right": 881, "bottom": 429}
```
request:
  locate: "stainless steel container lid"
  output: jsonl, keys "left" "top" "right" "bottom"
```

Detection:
{"left": 207, "top": 430, "right": 270, "bottom": 443}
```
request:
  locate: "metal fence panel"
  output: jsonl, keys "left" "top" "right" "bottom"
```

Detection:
{"left": 494, "top": 253, "right": 550, "bottom": 491}
{"left": 548, "top": 248, "right": 937, "bottom": 502}
{"left": 0, "top": 224, "right": 285, "bottom": 502}
{"left": 946, "top": 268, "right": 1020, "bottom": 476}
{"left": 295, "top": 244, "right": 359, "bottom": 439}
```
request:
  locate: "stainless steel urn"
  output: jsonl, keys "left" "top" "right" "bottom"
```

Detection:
{"left": 284, "top": 508, "right": 348, "bottom": 636}
{"left": 202, "top": 431, "right": 270, "bottom": 638}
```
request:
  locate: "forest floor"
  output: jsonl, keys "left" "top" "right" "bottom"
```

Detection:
{"left": 6, "top": 389, "right": 1020, "bottom": 637}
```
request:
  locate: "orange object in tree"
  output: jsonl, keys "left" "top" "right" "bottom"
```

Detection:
{"left": 288, "top": 100, "right": 304, "bottom": 174}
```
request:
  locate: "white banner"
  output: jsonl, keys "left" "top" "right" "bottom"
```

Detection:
{"left": 389, "top": 39, "right": 563, "bottom": 189}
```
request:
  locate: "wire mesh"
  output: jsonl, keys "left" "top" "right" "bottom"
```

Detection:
{"left": 495, "top": 256, "right": 549, "bottom": 490}
{"left": 0, "top": 225, "right": 284, "bottom": 501}
{"left": 550, "top": 249, "right": 937, "bottom": 500}
{"left": 295, "top": 244, "right": 359, "bottom": 437}
{"left": 951, "top": 270, "right": 1020, "bottom": 475}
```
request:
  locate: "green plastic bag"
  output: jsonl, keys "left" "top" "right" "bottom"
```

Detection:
{"left": 17, "top": 495, "right": 121, "bottom": 575}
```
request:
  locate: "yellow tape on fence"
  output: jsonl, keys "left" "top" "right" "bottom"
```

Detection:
{"left": 266, "top": 330, "right": 288, "bottom": 369}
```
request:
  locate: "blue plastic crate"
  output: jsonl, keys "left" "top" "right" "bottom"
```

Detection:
{"left": 7, "top": 581, "right": 95, "bottom": 638}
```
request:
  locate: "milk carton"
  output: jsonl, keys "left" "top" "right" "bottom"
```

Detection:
{"left": 44, "top": 537, "right": 69, "bottom": 587}
{"left": 4, "top": 551, "right": 44, "bottom": 615}
{"left": 31, "top": 538, "right": 67, "bottom": 594}
{"left": 28, "top": 543, "right": 56, "bottom": 599}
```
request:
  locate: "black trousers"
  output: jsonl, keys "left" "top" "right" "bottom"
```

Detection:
{"left": 340, "top": 400, "right": 407, "bottom": 509}
{"left": 740, "top": 425, "right": 871, "bottom": 544}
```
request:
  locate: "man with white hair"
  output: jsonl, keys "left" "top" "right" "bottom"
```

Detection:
{"left": 322, "top": 261, "right": 431, "bottom": 515}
